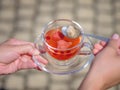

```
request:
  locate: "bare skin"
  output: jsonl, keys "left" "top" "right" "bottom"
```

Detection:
{"left": 0, "top": 34, "right": 120, "bottom": 90}
{"left": 79, "top": 34, "right": 120, "bottom": 90}
{"left": 0, "top": 38, "right": 47, "bottom": 74}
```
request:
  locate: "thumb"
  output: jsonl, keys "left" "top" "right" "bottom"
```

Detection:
{"left": 13, "top": 44, "right": 40, "bottom": 55}
{"left": 108, "top": 34, "right": 120, "bottom": 50}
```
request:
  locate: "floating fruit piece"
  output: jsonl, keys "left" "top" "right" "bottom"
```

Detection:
{"left": 52, "top": 31, "right": 64, "bottom": 40}
{"left": 57, "top": 40, "right": 72, "bottom": 49}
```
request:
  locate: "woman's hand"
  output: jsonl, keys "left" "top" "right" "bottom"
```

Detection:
{"left": 0, "top": 38, "right": 47, "bottom": 75}
{"left": 79, "top": 34, "right": 120, "bottom": 90}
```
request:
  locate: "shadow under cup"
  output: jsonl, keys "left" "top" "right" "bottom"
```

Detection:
{"left": 33, "top": 19, "right": 94, "bottom": 75}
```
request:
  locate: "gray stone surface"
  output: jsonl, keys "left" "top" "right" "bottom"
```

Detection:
{"left": 0, "top": 0, "right": 120, "bottom": 90}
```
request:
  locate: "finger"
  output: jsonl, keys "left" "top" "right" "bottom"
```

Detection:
{"left": 33, "top": 55, "right": 48, "bottom": 65}
{"left": 13, "top": 44, "right": 40, "bottom": 55}
{"left": 93, "top": 48, "right": 99, "bottom": 55}
{"left": 108, "top": 34, "right": 120, "bottom": 50}
{"left": 0, "top": 63, "right": 17, "bottom": 74}
{"left": 32, "top": 55, "right": 48, "bottom": 71}
{"left": 16, "top": 55, "right": 37, "bottom": 70}
{"left": 5, "top": 38, "right": 34, "bottom": 46}
{"left": 100, "top": 41, "right": 107, "bottom": 46}
{"left": 94, "top": 43, "right": 103, "bottom": 51}
{"left": 35, "top": 66, "right": 41, "bottom": 71}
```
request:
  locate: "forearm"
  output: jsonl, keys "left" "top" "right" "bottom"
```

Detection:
{"left": 78, "top": 72, "right": 105, "bottom": 90}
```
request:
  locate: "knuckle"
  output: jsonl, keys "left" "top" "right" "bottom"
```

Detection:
{"left": 26, "top": 44, "right": 34, "bottom": 50}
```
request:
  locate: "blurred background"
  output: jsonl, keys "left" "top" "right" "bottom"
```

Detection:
{"left": 0, "top": 0, "right": 120, "bottom": 90}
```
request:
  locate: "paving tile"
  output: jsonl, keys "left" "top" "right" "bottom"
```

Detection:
{"left": 27, "top": 73, "right": 48, "bottom": 88}
{"left": 97, "top": 2, "right": 112, "bottom": 11}
{"left": 19, "top": 0, "right": 37, "bottom": 6}
{"left": 13, "top": 31, "right": 31, "bottom": 41}
{"left": 18, "top": 7, "right": 35, "bottom": 18}
{"left": 39, "top": 4, "right": 53, "bottom": 13}
{"left": 17, "top": 19, "right": 33, "bottom": 30}
{"left": 96, "top": 26, "right": 114, "bottom": 37}
{"left": 50, "top": 83, "right": 69, "bottom": 90}
{"left": 116, "top": 23, "right": 120, "bottom": 34}
{"left": 50, "top": 74, "right": 72, "bottom": 82}
{"left": 70, "top": 77, "right": 84, "bottom": 90}
{"left": 0, "top": 9, "right": 15, "bottom": 20}
{"left": 0, "top": 22, "right": 13, "bottom": 32}
{"left": 78, "top": 21, "right": 94, "bottom": 33}
{"left": 76, "top": 8, "right": 94, "bottom": 19}
{"left": 0, "top": 34, "right": 9, "bottom": 43}
{"left": 108, "top": 86, "right": 119, "bottom": 90}
{"left": 5, "top": 75, "right": 24, "bottom": 90}
{"left": 97, "top": 14, "right": 113, "bottom": 24}
{"left": 115, "top": 0, "right": 120, "bottom": 9}
{"left": 1, "top": 0, "right": 15, "bottom": 6}
{"left": 55, "top": 11, "right": 73, "bottom": 19}
{"left": 115, "top": 12, "right": 120, "bottom": 20}
{"left": 57, "top": 0, "right": 73, "bottom": 9}
{"left": 78, "top": 0, "right": 94, "bottom": 5}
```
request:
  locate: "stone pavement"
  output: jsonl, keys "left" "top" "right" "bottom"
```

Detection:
{"left": 0, "top": 0, "right": 120, "bottom": 90}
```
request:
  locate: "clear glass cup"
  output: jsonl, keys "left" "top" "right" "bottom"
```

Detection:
{"left": 32, "top": 19, "right": 94, "bottom": 75}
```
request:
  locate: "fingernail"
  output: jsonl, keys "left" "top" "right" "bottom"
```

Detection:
{"left": 34, "top": 50, "right": 40, "bottom": 55}
{"left": 112, "top": 34, "right": 119, "bottom": 40}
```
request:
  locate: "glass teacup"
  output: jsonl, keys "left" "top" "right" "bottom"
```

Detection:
{"left": 33, "top": 19, "right": 94, "bottom": 75}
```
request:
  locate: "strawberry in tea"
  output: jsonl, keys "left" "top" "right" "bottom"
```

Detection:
{"left": 44, "top": 27, "right": 81, "bottom": 60}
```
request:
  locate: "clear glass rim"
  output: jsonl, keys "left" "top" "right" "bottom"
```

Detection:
{"left": 41, "top": 19, "right": 85, "bottom": 51}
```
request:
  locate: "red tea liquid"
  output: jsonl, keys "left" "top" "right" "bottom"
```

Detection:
{"left": 45, "top": 27, "right": 81, "bottom": 60}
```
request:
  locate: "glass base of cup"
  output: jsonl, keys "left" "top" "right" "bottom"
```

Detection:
{"left": 46, "top": 53, "right": 78, "bottom": 66}
{"left": 33, "top": 52, "right": 94, "bottom": 75}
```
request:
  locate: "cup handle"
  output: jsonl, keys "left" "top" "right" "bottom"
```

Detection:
{"left": 78, "top": 42, "right": 93, "bottom": 55}
{"left": 32, "top": 55, "right": 46, "bottom": 70}
{"left": 38, "top": 45, "right": 46, "bottom": 54}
